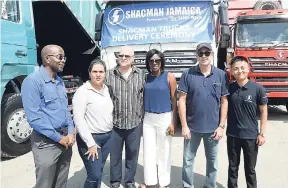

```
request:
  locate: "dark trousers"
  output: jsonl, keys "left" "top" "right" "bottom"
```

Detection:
{"left": 227, "top": 136, "right": 258, "bottom": 188}
{"left": 110, "top": 125, "right": 142, "bottom": 186}
{"left": 76, "top": 132, "right": 112, "bottom": 188}
{"left": 31, "top": 131, "right": 72, "bottom": 188}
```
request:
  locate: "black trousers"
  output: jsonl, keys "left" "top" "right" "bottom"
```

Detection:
{"left": 110, "top": 125, "right": 142, "bottom": 186}
{"left": 227, "top": 136, "right": 258, "bottom": 188}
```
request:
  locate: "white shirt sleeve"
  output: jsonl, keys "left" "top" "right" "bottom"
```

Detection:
{"left": 72, "top": 87, "right": 96, "bottom": 148}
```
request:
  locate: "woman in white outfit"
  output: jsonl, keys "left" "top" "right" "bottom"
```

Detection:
{"left": 72, "top": 59, "right": 114, "bottom": 188}
{"left": 139, "top": 49, "right": 177, "bottom": 188}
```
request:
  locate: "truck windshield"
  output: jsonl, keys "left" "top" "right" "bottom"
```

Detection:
{"left": 236, "top": 20, "right": 288, "bottom": 48}
{"left": 101, "top": 1, "right": 214, "bottom": 48}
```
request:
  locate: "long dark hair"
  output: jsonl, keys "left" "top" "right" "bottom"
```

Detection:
{"left": 145, "top": 49, "right": 165, "bottom": 73}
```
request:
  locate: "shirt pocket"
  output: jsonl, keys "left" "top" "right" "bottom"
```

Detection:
{"left": 43, "top": 95, "right": 60, "bottom": 110}
{"left": 211, "top": 83, "right": 222, "bottom": 97}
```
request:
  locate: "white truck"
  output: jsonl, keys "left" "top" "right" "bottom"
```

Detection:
{"left": 95, "top": 0, "right": 230, "bottom": 79}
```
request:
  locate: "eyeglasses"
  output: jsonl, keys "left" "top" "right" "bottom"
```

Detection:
{"left": 149, "top": 59, "right": 161, "bottom": 64}
{"left": 47, "top": 54, "right": 67, "bottom": 61}
{"left": 197, "top": 51, "right": 211, "bottom": 57}
{"left": 118, "top": 54, "right": 133, "bottom": 59}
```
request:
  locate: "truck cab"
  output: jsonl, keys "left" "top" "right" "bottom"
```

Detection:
{"left": 1, "top": 0, "right": 37, "bottom": 157}
{"left": 227, "top": 9, "right": 288, "bottom": 111}
{"left": 1, "top": 0, "right": 101, "bottom": 157}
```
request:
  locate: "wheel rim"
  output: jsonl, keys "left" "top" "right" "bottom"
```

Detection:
{"left": 6, "top": 108, "right": 33, "bottom": 143}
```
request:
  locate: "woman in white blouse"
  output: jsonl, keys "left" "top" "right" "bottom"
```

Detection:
{"left": 72, "top": 59, "right": 114, "bottom": 188}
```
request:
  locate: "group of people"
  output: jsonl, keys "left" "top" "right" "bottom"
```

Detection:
{"left": 21, "top": 42, "right": 268, "bottom": 188}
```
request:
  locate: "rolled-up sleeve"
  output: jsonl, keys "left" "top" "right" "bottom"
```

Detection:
{"left": 21, "top": 77, "right": 62, "bottom": 142}
{"left": 72, "top": 88, "right": 96, "bottom": 148}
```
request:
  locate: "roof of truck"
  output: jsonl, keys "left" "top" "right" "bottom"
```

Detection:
{"left": 236, "top": 9, "right": 288, "bottom": 17}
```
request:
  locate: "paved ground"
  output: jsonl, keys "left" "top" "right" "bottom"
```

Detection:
{"left": 1, "top": 106, "right": 287, "bottom": 188}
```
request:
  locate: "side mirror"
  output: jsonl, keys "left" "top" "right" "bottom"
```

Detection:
{"left": 220, "top": 41, "right": 229, "bottom": 48}
{"left": 95, "top": 12, "right": 103, "bottom": 41}
{"left": 219, "top": 25, "right": 230, "bottom": 48}
{"left": 218, "top": 3, "right": 229, "bottom": 26}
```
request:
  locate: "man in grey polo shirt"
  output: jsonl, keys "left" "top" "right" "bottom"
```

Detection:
{"left": 178, "top": 43, "right": 229, "bottom": 188}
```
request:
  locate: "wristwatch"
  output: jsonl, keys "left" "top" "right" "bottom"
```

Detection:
{"left": 258, "top": 133, "right": 265, "bottom": 137}
{"left": 219, "top": 124, "right": 226, "bottom": 129}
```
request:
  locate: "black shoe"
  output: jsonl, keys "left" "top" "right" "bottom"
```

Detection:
{"left": 111, "top": 183, "right": 120, "bottom": 188}
{"left": 125, "top": 184, "right": 136, "bottom": 188}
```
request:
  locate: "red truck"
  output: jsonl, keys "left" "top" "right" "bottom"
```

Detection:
{"left": 226, "top": 1, "right": 288, "bottom": 112}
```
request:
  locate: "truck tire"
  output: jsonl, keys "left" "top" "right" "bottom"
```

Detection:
{"left": 1, "top": 94, "right": 33, "bottom": 157}
{"left": 254, "top": 0, "right": 282, "bottom": 10}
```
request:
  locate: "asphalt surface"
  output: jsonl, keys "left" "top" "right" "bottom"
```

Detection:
{"left": 1, "top": 106, "right": 287, "bottom": 188}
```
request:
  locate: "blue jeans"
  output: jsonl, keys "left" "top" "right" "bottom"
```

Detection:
{"left": 182, "top": 131, "right": 219, "bottom": 188}
{"left": 76, "top": 131, "right": 112, "bottom": 188}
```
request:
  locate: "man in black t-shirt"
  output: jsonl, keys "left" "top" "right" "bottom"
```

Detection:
{"left": 226, "top": 56, "right": 268, "bottom": 188}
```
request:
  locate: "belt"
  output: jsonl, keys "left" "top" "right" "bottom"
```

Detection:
{"left": 91, "top": 131, "right": 112, "bottom": 136}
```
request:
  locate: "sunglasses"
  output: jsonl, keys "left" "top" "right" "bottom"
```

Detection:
{"left": 118, "top": 54, "right": 132, "bottom": 59}
{"left": 149, "top": 59, "right": 161, "bottom": 64}
{"left": 197, "top": 51, "right": 211, "bottom": 57}
{"left": 47, "top": 54, "right": 67, "bottom": 61}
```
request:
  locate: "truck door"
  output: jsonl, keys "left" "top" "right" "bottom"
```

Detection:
{"left": 1, "top": 0, "right": 28, "bottom": 68}
{"left": 1, "top": 0, "right": 36, "bottom": 157}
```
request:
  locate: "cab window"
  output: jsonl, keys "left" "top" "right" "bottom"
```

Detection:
{"left": 1, "top": 0, "right": 20, "bottom": 23}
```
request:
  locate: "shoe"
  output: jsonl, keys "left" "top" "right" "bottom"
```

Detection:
{"left": 125, "top": 184, "right": 136, "bottom": 188}
{"left": 138, "top": 184, "right": 157, "bottom": 188}
{"left": 111, "top": 183, "right": 120, "bottom": 188}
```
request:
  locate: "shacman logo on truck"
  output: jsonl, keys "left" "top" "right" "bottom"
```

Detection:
{"left": 276, "top": 51, "right": 286, "bottom": 61}
{"left": 108, "top": 8, "right": 125, "bottom": 25}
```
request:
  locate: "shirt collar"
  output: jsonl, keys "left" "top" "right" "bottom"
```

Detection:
{"left": 85, "top": 81, "right": 106, "bottom": 94}
{"left": 113, "top": 65, "right": 139, "bottom": 76}
{"left": 237, "top": 80, "right": 251, "bottom": 90}
{"left": 195, "top": 64, "right": 215, "bottom": 76}
{"left": 40, "top": 66, "right": 61, "bottom": 83}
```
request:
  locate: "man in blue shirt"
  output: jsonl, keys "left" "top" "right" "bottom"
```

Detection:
{"left": 178, "top": 43, "right": 229, "bottom": 188}
{"left": 226, "top": 56, "right": 268, "bottom": 188}
{"left": 22, "top": 45, "right": 74, "bottom": 188}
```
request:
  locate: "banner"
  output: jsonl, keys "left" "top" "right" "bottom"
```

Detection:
{"left": 101, "top": 1, "right": 213, "bottom": 48}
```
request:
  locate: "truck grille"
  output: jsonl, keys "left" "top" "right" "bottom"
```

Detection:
{"left": 254, "top": 78, "right": 288, "bottom": 93}
{"left": 255, "top": 77, "right": 288, "bottom": 82}
{"left": 249, "top": 57, "right": 288, "bottom": 73}
{"left": 114, "top": 50, "right": 196, "bottom": 73}
{"left": 263, "top": 85, "right": 288, "bottom": 93}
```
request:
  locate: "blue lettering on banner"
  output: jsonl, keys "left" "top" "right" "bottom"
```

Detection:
{"left": 102, "top": 1, "right": 213, "bottom": 48}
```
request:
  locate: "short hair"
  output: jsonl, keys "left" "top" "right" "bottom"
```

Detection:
{"left": 145, "top": 49, "right": 165, "bottom": 73}
{"left": 88, "top": 58, "right": 107, "bottom": 73}
{"left": 230, "top": 56, "right": 249, "bottom": 67}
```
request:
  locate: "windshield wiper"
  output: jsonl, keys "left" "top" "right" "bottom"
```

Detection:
{"left": 270, "top": 41, "right": 288, "bottom": 48}
{"left": 247, "top": 42, "right": 273, "bottom": 48}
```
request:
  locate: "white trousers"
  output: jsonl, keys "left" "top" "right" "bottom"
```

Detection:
{"left": 143, "top": 111, "right": 172, "bottom": 186}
